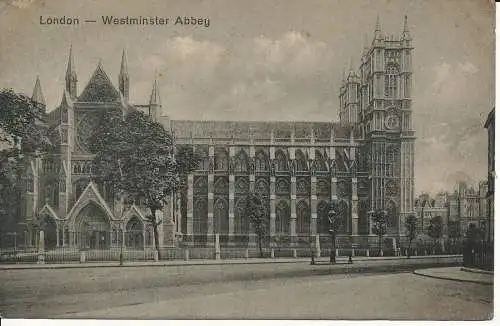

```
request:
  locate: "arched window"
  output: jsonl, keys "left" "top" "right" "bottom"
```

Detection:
{"left": 194, "top": 199, "right": 208, "bottom": 235}
{"left": 275, "top": 201, "right": 290, "bottom": 235}
{"left": 313, "top": 150, "right": 327, "bottom": 172}
{"left": 235, "top": 197, "right": 249, "bottom": 234}
{"left": 255, "top": 151, "right": 269, "bottom": 172}
{"left": 316, "top": 201, "right": 329, "bottom": 234}
{"left": 295, "top": 150, "right": 308, "bottom": 172}
{"left": 214, "top": 149, "right": 228, "bottom": 171}
{"left": 385, "top": 65, "right": 399, "bottom": 99}
{"left": 234, "top": 151, "right": 248, "bottom": 173}
{"left": 296, "top": 200, "right": 310, "bottom": 234}
{"left": 386, "top": 145, "right": 398, "bottom": 177}
{"left": 195, "top": 148, "right": 209, "bottom": 171}
{"left": 276, "top": 150, "right": 288, "bottom": 172}
{"left": 214, "top": 198, "right": 229, "bottom": 234}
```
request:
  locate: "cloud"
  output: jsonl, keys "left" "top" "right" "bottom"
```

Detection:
{"left": 137, "top": 32, "right": 336, "bottom": 121}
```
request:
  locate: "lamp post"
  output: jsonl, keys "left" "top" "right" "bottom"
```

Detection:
{"left": 328, "top": 208, "right": 337, "bottom": 264}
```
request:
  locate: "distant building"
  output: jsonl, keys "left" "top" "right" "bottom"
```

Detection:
{"left": 484, "top": 108, "right": 494, "bottom": 242}
{"left": 414, "top": 192, "right": 448, "bottom": 235}
{"left": 415, "top": 181, "right": 488, "bottom": 238}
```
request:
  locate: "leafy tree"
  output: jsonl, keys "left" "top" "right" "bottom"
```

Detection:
{"left": 0, "top": 89, "right": 52, "bottom": 235}
{"left": 405, "top": 214, "right": 418, "bottom": 257}
{"left": 427, "top": 216, "right": 444, "bottom": 252}
{"left": 465, "top": 223, "right": 485, "bottom": 245}
{"left": 89, "top": 109, "right": 198, "bottom": 260}
{"left": 325, "top": 200, "right": 344, "bottom": 263}
{"left": 371, "top": 209, "right": 388, "bottom": 256}
{"left": 245, "top": 192, "right": 268, "bottom": 258}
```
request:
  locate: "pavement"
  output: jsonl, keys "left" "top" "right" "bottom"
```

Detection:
{"left": 54, "top": 272, "right": 493, "bottom": 320}
{"left": 414, "top": 266, "right": 494, "bottom": 285}
{"left": 1, "top": 254, "right": 490, "bottom": 319}
{"left": 0, "top": 254, "right": 462, "bottom": 270}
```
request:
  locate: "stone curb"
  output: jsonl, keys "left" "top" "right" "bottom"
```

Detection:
{"left": 0, "top": 255, "right": 462, "bottom": 270}
{"left": 460, "top": 267, "right": 494, "bottom": 275}
{"left": 413, "top": 269, "right": 493, "bottom": 285}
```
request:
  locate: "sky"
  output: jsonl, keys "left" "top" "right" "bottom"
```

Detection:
{"left": 0, "top": 0, "right": 495, "bottom": 195}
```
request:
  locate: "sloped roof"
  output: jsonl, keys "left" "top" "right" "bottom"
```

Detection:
{"left": 78, "top": 62, "right": 121, "bottom": 103}
{"left": 170, "top": 120, "right": 352, "bottom": 140}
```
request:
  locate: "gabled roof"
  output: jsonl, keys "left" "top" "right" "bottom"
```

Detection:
{"left": 67, "top": 181, "right": 115, "bottom": 223}
{"left": 78, "top": 62, "right": 121, "bottom": 103}
{"left": 39, "top": 203, "right": 59, "bottom": 221}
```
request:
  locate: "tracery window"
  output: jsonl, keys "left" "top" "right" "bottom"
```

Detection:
{"left": 385, "top": 65, "right": 399, "bottom": 99}
{"left": 276, "top": 150, "right": 288, "bottom": 172}
{"left": 234, "top": 151, "right": 248, "bottom": 173}
{"left": 255, "top": 151, "right": 269, "bottom": 172}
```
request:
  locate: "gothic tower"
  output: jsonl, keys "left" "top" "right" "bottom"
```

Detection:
{"left": 357, "top": 16, "right": 415, "bottom": 236}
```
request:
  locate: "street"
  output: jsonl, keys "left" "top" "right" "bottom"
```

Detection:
{"left": 0, "top": 257, "right": 492, "bottom": 320}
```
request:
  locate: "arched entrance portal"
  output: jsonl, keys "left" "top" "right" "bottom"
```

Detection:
{"left": 75, "top": 202, "right": 111, "bottom": 249}
{"left": 126, "top": 216, "right": 144, "bottom": 249}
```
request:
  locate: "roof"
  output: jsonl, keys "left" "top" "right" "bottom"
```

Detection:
{"left": 78, "top": 62, "right": 121, "bottom": 103}
{"left": 170, "top": 120, "right": 354, "bottom": 140}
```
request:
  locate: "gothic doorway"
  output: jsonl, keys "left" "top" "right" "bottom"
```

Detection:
{"left": 75, "top": 202, "right": 111, "bottom": 249}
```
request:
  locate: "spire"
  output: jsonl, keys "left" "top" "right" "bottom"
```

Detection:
{"left": 31, "top": 76, "right": 46, "bottom": 107}
{"left": 120, "top": 49, "right": 128, "bottom": 76}
{"left": 119, "top": 49, "right": 130, "bottom": 101}
{"left": 65, "top": 45, "right": 77, "bottom": 98}
{"left": 149, "top": 74, "right": 161, "bottom": 121}
{"left": 374, "top": 15, "right": 383, "bottom": 40}
{"left": 401, "top": 15, "right": 411, "bottom": 41}
{"left": 66, "top": 45, "right": 75, "bottom": 77}
{"left": 149, "top": 76, "right": 161, "bottom": 106}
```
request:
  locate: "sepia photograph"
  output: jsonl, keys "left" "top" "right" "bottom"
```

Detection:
{"left": 0, "top": 0, "right": 495, "bottom": 321}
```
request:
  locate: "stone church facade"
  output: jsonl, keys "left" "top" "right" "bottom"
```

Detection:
{"left": 21, "top": 17, "right": 415, "bottom": 250}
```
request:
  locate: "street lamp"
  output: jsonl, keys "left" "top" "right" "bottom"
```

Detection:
{"left": 328, "top": 208, "right": 337, "bottom": 264}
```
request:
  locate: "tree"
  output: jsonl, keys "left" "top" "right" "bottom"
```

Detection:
{"left": 427, "top": 216, "right": 444, "bottom": 253}
{"left": 325, "top": 200, "right": 344, "bottom": 264}
{"left": 245, "top": 192, "right": 268, "bottom": 258}
{"left": 371, "top": 209, "right": 388, "bottom": 256}
{"left": 465, "top": 223, "right": 485, "bottom": 245}
{"left": 0, "top": 89, "right": 52, "bottom": 235}
{"left": 404, "top": 214, "right": 418, "bottom": 258}
{"left": 89, "top": 109, "right": 191, "bottom": 260}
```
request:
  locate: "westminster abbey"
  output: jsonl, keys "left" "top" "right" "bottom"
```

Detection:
{"left": 20, "top": 16, "right": 415, "bottom": 251}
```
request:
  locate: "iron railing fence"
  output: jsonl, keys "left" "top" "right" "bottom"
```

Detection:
{"left": 0, "top": 232, "right": 465, "bottom": 264}
{"left": 463, "top": 242, "right": 494, "bottom": 271}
